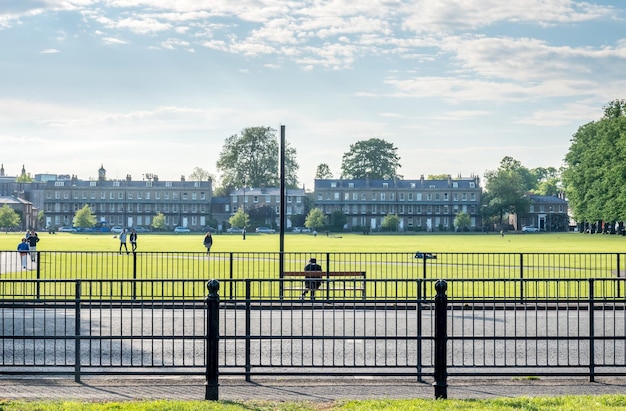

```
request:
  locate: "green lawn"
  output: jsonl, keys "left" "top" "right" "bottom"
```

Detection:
{"left": 2, "top": 231, "right": 624, "bottom": 299}
{"left": 1, "top": 230, "right": 625, "bottom": 253}
{"left": 3, "top": 395, "right": 626, "bottom": 411}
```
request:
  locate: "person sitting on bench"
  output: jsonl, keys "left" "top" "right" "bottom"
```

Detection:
{"left": 301, "top": 257, "right": 322, "bottom": 300}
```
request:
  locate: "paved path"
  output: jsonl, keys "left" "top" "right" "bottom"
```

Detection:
{"left": 1, "top": 376, "right": 626, "bottom": 402}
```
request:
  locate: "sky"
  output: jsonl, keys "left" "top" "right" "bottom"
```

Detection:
{"left": 1, "top": 1, "right": 625, "bottom": 190}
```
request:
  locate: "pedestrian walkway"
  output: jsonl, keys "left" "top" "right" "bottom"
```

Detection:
{"left": 1, "top": 376, "right": 625, "bottom": 402}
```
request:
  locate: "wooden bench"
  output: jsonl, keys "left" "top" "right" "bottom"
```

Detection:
{"left": 282, "top": 271, "right": 366, "bottom": 299}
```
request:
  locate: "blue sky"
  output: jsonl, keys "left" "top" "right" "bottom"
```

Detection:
{"left": 1, "top": 0, "right": 625, "bottom": 189}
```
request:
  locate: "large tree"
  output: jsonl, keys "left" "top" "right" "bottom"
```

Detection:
{"left": 315, "top": 163, "right": 333, "bottom": 180}
{"left": 563, "top": 100, "right": 626, "bottom": 223}
{"left": 0, "top": 204, "right": 21, "bottom": 230}
{"left": 188, "top": 167, "right": 214, "bottom": 182}
{"left": 217, "top": 127, "right": 299, "bottom": 189}
{"left": 341, "top": 138, "right": 401, "bottom": 180}
{"left": 482, "top": 157, "right": 531, "bottom": 228}
{"left": 73, "top": 205, "right": 96, "bottom": 228}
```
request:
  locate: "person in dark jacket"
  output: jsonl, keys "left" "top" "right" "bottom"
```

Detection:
{"left": 203, "top": 231, "right": 213, "bottom": 254}
{"left": 26, "top": 230, "right": 39, "bottom": 262}
{"left": 301, "top": 257, "right": 322, "bottom": 300}
{"left": 129, "top": 228, "right": 137, "bottom": 252}
{"left": 17, "top": 238, "right": 30, "bottom": 269}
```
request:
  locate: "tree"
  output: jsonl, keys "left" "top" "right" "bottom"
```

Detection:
{"left": 563, "top": 100, "right": 626, "bottom": 224}
{"left": 341, "top": 138, "right": 401, "bottom": 180}
{"left": 454, "top": 212, "right": 471, "bottom": 231}
{"left": 188, "top": 167, "right": 214, "bottom": 182}
{"left": 315, "top": 163, "right": 333, "bottom": 179}
{"left": 381, "top": 214, "right": 400, "bottom": 231}
{"left": 73, "top": 205, "right": 96, "bottom": 228}
{"left": 229, "top": 207, "right": 250, "bottom": 229}
{"left": 305, "top": 208, "right": 325, "bottom": 231}
{"left": 151, "top": 212, "right": 166, "bottom": 231}
{"left": 483, "top": 157, "right": 531, "bottom": 228}
{"left": 0, "top": 204, "right": 21, "bottom": 231}
{"left": 216, "top": 126, "right": 299, "bottom": 189}
{"left": 37, "top": 210, "right": 45, "bottom": 228}
{"left": 329, "top": 210, "right": 347, "bottom": 231}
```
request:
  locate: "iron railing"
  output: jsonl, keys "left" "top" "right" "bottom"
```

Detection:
{"left": 1, "top": 278, "right": 625, "bottom": 387}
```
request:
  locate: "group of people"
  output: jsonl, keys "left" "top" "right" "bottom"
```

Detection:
{"left": 118, "top": 228, "right": 138, "bottom": 254}
{"left": 17, "top": 229, "right": 40, "bottom": 269}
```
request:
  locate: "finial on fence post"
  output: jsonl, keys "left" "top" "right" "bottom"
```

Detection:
{"left": 205, "top": 279, "right": 220, "bottom": 400}
{"left": 433, "top": 279, "right": 448, "bottom": 399}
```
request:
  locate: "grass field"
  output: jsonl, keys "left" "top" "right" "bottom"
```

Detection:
{"left": 1, "top": 230, "right": 625, "bottom": 253}
{"left": 3, "top": 395, "right": 626, "bottom": 411}
{"left": 2, "top": 231, "right": 624, "bottom": 299}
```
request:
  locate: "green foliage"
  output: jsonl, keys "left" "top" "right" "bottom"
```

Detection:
{"left": 341, "top": 138, "right": 401, "bottom": 180}
{"left": 454, "top": 212, "right": 471, "bottom": 231}
{"left": 37, "top": 210, "right": 45, "bottom": 227}
{"left": 315, "top": 163, "right": 333, "bottom": 179}
{"left": 0, "top": 204, "right": 21, "bottom": 230}
{"left": 304, "top": 208, "right": 325, "bottom": 230}
{"left": 151, "top": 212, "right": 166, "bottom": 231}
{"left": 73, "top": 205, "right": 97, "bottom": 228}
{"left": 188, "top": 166, "right": 213, "bottom": 181}
{"left": 15, "top": 174, "right": 33, "bottom": 183}
{"left": 216, "top": 126, "right": 299, "bottom": 189}
{"left": 329, "top": 210, "right": 347, "bottom": 230}
{"left": 229, "top": 207, "right": 250, "bottom": 229}
{"left": 247, "top": 205, "right": 275, "bottom": 228}
{"left": 563, "top": 100, "right": 626, "bottom": 222}
{"left": 483, "top": 157, "right": 531, "bottom": 226}
{"left": 381, "top": 214, "right": 400, "bottom": 231}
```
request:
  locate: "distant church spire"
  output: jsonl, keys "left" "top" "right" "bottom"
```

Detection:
{"left": 98, "top": 164, "right": 106, "bottom": 181}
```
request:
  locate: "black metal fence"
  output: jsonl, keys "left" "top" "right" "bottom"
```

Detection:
{"left": 2, "top": 278, "right": 625, "bottom": 393}
{"left": 2, "top": 251, "right": 625, "bottom": 282}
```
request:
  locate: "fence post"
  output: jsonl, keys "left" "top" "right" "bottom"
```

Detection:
{"left": 433, "top": 279, "right": 448, "bottom": 399}
{"left": 589, "top": 279, "right": 595, "bottom": 383}
{"left": 205, "top": 279, "right": 220, "bottom": 400}
{"left": 519, "top": 253, "right": 524, "bottom": 303}
{"left": 74, "top": 280, "right": 81, "bottom": 383}
{"left": 245, "top": 279, "right": 251, "bottom": 381}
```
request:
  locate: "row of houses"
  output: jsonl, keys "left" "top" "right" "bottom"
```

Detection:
{"left": 0, "top": 164, "right": 569, "bottom": 232}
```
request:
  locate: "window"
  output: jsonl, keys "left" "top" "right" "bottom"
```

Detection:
{"left": 352, "top": 193, "right": 358, "bottom": 200}
{"left": 109, "top": 191, "right": 115, "bottom": 199}
{"left": 100, "top": 192, "right": 105, "bottom": 200}
{"left": 200, "top": 192, "right": 206, "bottom": 200}
{"left": 55, "top": 181, "right": 64, "bottom": 187}
{"left": 469, "top": 182, "right": 475, "bottom": 188}
{"left": 383, "top": 183, "right": 389, "bottom": 188}
{"left": 427, "top": 193, "right": 432, "bottom": 201}
{"left": 156, "top": 192, "right": 161, "bottom": 199}
{"left": 344, "top": 193, "right": 349, "bottom": 200}
{"left": 128, "top": 192, "right": 133, "bottom": 200}
{"left": 348, "top": 183, "right": 354, "bottom": 188}
{"left": 408, "top": 193, "right": 413, "bottom": 201}
{"left": 164, "top": 192, "right": 169, "bottom": 200}
{"left": 334, "top": 193, "right": 340, "bottom": 200}
{"left": 254, "top": 195, "right": 259, "bottom": 203}
{"left": 113, "top": 181, "right": 120, "bottom": 187}
{"left": 182, "top": 193, "right": 188, "bottom": 200}
{"left": 118, "top": 192, "right": 123, "bottom": 200}
{"left": 331, "top": 182, "right": 337, "bottom": 188}
{"left": 317, "top": 194, "right": 323, "bottom": 201}
{"left": 137, "top": 192, "right": 143, "bottom": 200}
{"left": 399, "top": 193, "right": 404, "bottom": 201}
{"left": 462, "top": 193, "right": 467, "bottom": 201}
{"left": 146, "top": 192, "right": 151, "bottom": 200}
{"left": 146, "top": 181, "right": 153, "bottom": 187}
{"left": 453, "top": 193, "right": 459, "bottom": 201}
{"left": 90, "top": 182, "right": 96, "bottom": 187}
{"left": 381, "top": 193, "right": 386, "bottom": 201}
{"left": 166, "top": 182, "right": 172, "bottom": 187}
{"left": 191, "top": 192, "right": 196, "bottom": 200}
{"left": 266, "top": 195, "right": 271, "bottom": 203}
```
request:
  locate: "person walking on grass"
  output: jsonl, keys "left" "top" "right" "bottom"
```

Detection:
{"left": 17, "top": 238, "right": 29, "bottom": 269}
{"left": 26, "top": 230, "right": 39, "bottom": 262}
{"left": 119, "top": 228, "right": 129, "bottom": 254}
{"left": 203, "top": 231, "right": 213, "bottom": 254}
{"left": 129, "top": 228, "right": 137, "bottom": 252}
